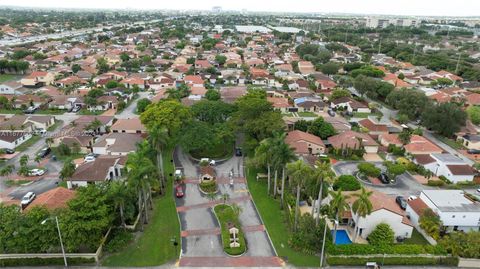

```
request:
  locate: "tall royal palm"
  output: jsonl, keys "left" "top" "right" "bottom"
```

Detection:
{"left": 271, "top": 135, "right": 297, "bottom": 208}
{"left": 108, "top": 181, "right": 130, "bottom": 228}
{"left": 352, "top": 186, "right": 373, "bottom": 242}
{"left": 329, "top": 189, "right": 350, "bottom": 244}
{"left": 148, "top": 127, "right": 169, "bottom": 191}
{"left": 312, "top": 160, "right": 335, "bottom": 225}
{"left": 126, "top": 151, "right": 159, "bottom": 224}
{"left": 253, "top": 138, "right": 275, "bottom": 195}
{"left": 286, "top": 160, "right": 312, "bottom": 232}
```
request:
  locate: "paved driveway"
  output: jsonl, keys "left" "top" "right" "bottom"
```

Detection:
{"left": 333, "top": 161, "right": 433, "bottom": 197}
{"left": 173, "top": 147, "right": 278, "bottom": 266}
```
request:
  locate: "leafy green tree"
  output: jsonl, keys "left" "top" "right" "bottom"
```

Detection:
{"left": 71, "top": 64, "right": 81, "bottom": 73}
{"left": 357, "top": 162, "right": 381, "bottom": 177}
{"left": 140, "top": 100, "right": 191, "bottom": 140}
{"left": 330, "top": 89, "right": 352, "bottom": 100}
{"left": 329, "top": 189, "right": 350, "bottom": 243}
{"left": 311, "top": 160, "right": 335, "bottom": 224}
{"left": 386, "top": 88, "right": 431, "bottom": 120}
{"left": 179, "top": 120, "right": 215, "bottom": 153}
{"left": 398, "top": 129, "right": 412, "bottom": 144}
{"left": 191, "top": 100, "right": 234, "bottom": 125}
{"left": 435, "top": 78, "right": 453, "bottom": 87}
{"left": 333, "top": 175, "right": 361, "bottom": 191}
{"left": 422, "top": 102, "right": 467, "bottom": 137}
{"left": 215, "top": 55, "right": 227, "bottom": 66}
{"left": 368, "top": 223, "right": 395, "bottom": 246}
{"left": 320, "top": 62, "right": 340, "bottom": 75}
{"left": 354, "top": 75, "right": 377, "bottom": 97}
{"left": 105, "top": 80, "right": 119, "bottom": 89}
{"left": 439, "top": 231, "right": 480, "bottom": 258}
{"left": 467, "top": 106, "right": 480, "bottom": 125}
{"left": 136, "top": 98, "right": 151, "bottom": 114}
{"left": 384, "top": 161, "right": 406, "bottom": 180}
{"left": 307, "top": 117, "right": 335, "bottom": 139}
{"left": 205, "top": 89, "right": 220, "bottom": 101}
{"left": 62, "top": 184, "right": 114, "bottom": 251}
{"left": 60, "top": 160, "right": 76, "bottom": 186}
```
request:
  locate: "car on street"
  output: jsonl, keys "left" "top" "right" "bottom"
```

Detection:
{"left": 377, "top": 173, "right": 390, "bottom": 184}
{"left": 235, "top": 147, "right": 242, "bottom": 156}
{"left": 20, "top": 192, "right": 36, "bottom": 206}
{"left": 1, "top": 148, "right": 15, "bottom": 154}
{"left": 84, "top": 155, "right": 96, "bottom": 162}
{"left": 175, "top": 185, "right": 184, "bottom": 198}
{"left": 477, "top": 188, "right": 480, "bottom": 194}
{"left": 200, "top": 158, "right": 215, "bottom": 166}
{"left": 396, "top": 196, "right": 407, "bottom": 210}
{"left": 24, "top": 106, "right": 36, "bottom": 114}
{"left": 467, "top": 149, "right": 480, "bottom": 154}
{"left": 28, "top": 168, "right": 45, "bottom": 176}
{"left": 37, "top": 147, "right": 51, "bottom": 158}
{"left": 71, "top": 106, "right": 81, "bottom": 113}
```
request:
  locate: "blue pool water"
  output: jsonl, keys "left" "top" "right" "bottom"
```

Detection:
{"left": 332, "top": 230, "right": 352, "bottom": 245}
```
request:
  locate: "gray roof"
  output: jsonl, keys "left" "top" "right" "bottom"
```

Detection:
{"left": 430, "top": 153, "right": 465, "bottom": 164}
{"left": 422, "top": 190, "right": 480, "bottom": 213}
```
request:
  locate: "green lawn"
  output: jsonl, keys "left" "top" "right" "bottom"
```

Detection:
{"left": 5, "top": 179, "right": 30, "bottom": 187}
{"left": 403, "top": 228, "right": 430, "bottom": 245}
{"left": 298, "top": 111, "right": 317, "bottom": 117}
{"left": 432, "top": 133, "right": 466, "bottom": 150}
{"left": 101, "top": 148, "right": 180, "bottom": 266}
{"left": 0, "top": 108, "right": 24, "bottom": 114}
{"left": 0, "top": 74, "right": 16, "bottom": 83}
{"left": 246, "top": 167, "right": 319, "bottom": 267}
{"left": 78, "top": 109, "right": 104, "bottom": 115}
{"left": 16, "top": 135, "right": 42, "bottom": 152}
{"left": 36, "top": 109, "right": 67, "bottom": 115}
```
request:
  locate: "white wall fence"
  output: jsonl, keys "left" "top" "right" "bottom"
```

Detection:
{"left": 458, "top": 258, "right": 480, "bottom": 268}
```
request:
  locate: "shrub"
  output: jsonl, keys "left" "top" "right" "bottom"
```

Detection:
{"left": 438, "top": 175, "right": 452, "bottom": 184}
{"left": 327, "top": 243, "right": 447, "bottom": 255}
{"left": 199, "top": 180, "right": 217, "bottom": 193}
{"left": 333, "top": 175, "right": 361, "bottom": 191}
{"left": 427, "top": 180, "right": 445, "bottom": 187}
{"left": 357, "top": 162, "right": 381, "bottom": 177}
{"left": 0, "top": 257, "right": 95, "bottom": 266}
{"left": 104, "top": 229, "right": 134, "bottom": 253}
{"left": 368, "top": 223, "right": 394, "bottom": 246}
{"left": 327, "top": 256, "right": 458, "bottom": 266}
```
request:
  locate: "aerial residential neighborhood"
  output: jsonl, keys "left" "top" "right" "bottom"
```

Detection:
{"left": 0, "top": 1, "right": 480, "bottom": 269}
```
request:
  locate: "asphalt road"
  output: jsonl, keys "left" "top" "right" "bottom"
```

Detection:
{"left": 173, "top": 147, "right": 276, "bottom": 258}
{"left": 115, "top": 92, "right": 149, "bottom": 119}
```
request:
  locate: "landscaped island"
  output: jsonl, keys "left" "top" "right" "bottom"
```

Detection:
{"left": 213, "top": 204, "right": 246, "bottom": 256}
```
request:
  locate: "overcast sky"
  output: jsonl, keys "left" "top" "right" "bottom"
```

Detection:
{"left": 3, "top": 0, "right": 480, "bottom": 17}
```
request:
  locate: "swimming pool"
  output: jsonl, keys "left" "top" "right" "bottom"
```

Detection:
{"left": 332, "top": 230, "right": 352, "bottom": 245}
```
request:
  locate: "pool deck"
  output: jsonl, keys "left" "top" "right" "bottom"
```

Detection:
{"left": 326, "top": 219, "right": 368, "bottom": 244}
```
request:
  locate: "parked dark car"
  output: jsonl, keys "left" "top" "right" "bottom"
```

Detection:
{"left": 235, "top": 147, "right": 242, "bottom": 157}
{"left": 378, "top": 173, "right": 390, "bottom": 184}
{"left": 467, "top": 149, "right": 480, "bottom": 154}
{"left": 396, "top": 196, "right": 407, "bottom": 210}
{"left": 37, "top": 147, "right": 51, "bottom": 158}
{"left": 327, "top": 110, "right": 336, "bottom": 117}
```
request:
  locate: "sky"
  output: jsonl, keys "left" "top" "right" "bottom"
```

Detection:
{"left": 2, "top": 0, "right": 480, "bottom": 17}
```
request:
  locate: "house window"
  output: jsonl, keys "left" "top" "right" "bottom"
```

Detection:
{"left": 452, "top": 215, "right": 455, "bottom": 218}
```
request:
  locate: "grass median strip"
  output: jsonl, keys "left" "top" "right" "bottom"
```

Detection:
{"left": 246, "top": 167, "right": 319, "bottom": 267}
{"left": 214, "top": 204, "right": 246, "bottom": 256}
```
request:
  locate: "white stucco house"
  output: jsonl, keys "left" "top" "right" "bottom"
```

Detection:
{"left": 67, "top": 156, "right": 126, "bottom": 189}
{"left": 406, "top": 190, "right": 480, "bottom": 233}
{"left": 414, "top": 153, "right": 476, "bottom": 183}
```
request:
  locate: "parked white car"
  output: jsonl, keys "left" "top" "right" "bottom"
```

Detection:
{"left": 28, "top": 168, "right": 45, "bottom": 176}
{"left": 84, "top": 155, "right": 96, "bottom": 163}
{"left": 200, "top": 158, "right": 215, "bottom": 166}
{"left": 21, "top": 192, "right": 36, "bottom": 206}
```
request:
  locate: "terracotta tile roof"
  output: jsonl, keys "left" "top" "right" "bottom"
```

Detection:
{"left": 378, "top": 133, "right": 402, "bottom": 146}
{"left": 358, "top": 119, "right": 388, "bottom": 133}
{"left": 25, "top": 187, "right": 75, "bottom": 211}
{"left": 407, "top": 198, "right": 429, "bottom": 216}
{"left": 286, "top": 130, "right": 324, "bottom": 147}
{"left": 446, "top": 165, "right": 476, "bottom": 176}
{"left": 465, "top": 93, "right": 480, "bottom": 105}
{"left": 267, "top": 97, "right": 290, "bottom": 108}
{"left": 345, "top": 189, "right": 408, "bottom": 220}
{"left": 327, "top": 130, "right": 377, "bottom": 149}
{"left": 111, "top": 118, "right": 146, "bottom": 132}
{"left": 404, "top": 135, "right": 443, "bottom": 154}
{"left": 184, "top": 75, "right": 204, "bottom": 85}
{"left": 414, "top": 154, "right": 436, "bottom": 165}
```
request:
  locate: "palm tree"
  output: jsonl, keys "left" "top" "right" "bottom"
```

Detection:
{"left": 85, "top": 118, "right": 103, "bottom": 134}
{"left": 352, "top": 186, "right": 373, "bottom": 242}
{"left": 108, "top": 181, "right": 129, "bottom": 228}
{"left": 59, "top": 160, "right": 76, "bottom": 187}
{"left": 126, "top": 151, "right": 159, "bottom": 224}
{"left": 286, "top": 160, "right": 313, "bottom": 232}
{"left": 231, "top": 204, "right": 243, "bottom": 219}
{"left": 221, "top": 193, "right": 230, "bottom": 204}
{"left": 329, "top": 189, "right": 350, "bottom": 244}
{"left": 270, "top": 136, "right": 296, "bottom": 209}
{"left": 206, "top": 192, "right": 217, "bottom": 202}
{"left": 253, "top": 138, "right": 274, "bottom": 195}
{"left": 148, "top": 127, "right": 169, "bottom": 192}
{"left": 312, "top": 161, "right": 335, "bottom": 225}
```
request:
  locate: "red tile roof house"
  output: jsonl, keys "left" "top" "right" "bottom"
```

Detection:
{"left": 267, "top": 97, "right": 291, "bottom": 113}
{"left": 92, "top": 133, "right": 144, "bottom": 156}
{"left": 121, "top": 77, "right": 146, "bottom": 90}
{"left": 404, "top": 135, "right": 443, "bottom": 156}
{"left": 183, "top": 75, "right": 205, "bottom": 88}
{"left": 285, "top": 130, "right": 326, "bottom": 156}
{"left": 67, "top": 156, "right": 126, "bottom": 189}
{"left": 342, "top": 189, "right": 413, "bottom": 241}
{"left": 55, "top": 76, "right": 88, "bottom": 87}
{"left": 328, "top": 130, "right": 379, "bottom": 154}
{"left": 220, "top": 86, "right": 247, "bottom": 104}
{"left": 194, "top": 59, "right": 212, "bottom": 70}
{"left": 358, "top": 118, "right": 389, "bottom": 136}
{"left": 24, "top": 187, "right": 76, "bottom": 212}
{"left": 111, "top": 118, "right": 147, "bottom": 134}
{"left": 330, "top": 97, "right": 371, "bottom": 114}
{"left": 378, "top": 133, "right": 403, "bottom": 148}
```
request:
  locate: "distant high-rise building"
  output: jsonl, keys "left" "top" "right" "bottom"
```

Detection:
{"left": 366, "top": 17, "right": 420, "bottom": 28}
{"left": 212, "top": 6, "right": 222, "bottom": 13}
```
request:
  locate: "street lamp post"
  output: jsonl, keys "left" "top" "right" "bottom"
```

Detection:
{"left": 170, "top": 236, "right": 178, "bottom": 256}
{"left": 42, "top": 216, "right": 67, "bottom": 267}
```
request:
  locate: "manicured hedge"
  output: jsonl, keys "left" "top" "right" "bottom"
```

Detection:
{"left": 333, "top": 175, "right": 361, "bottom": 191}
{"left": 328, "top": 243, "right": 447, "bottom": 255}
{"left": 327, "top": 256, "right": 458, "bottom": 266}
{"left": 0, "top": 257, "right": 95, "bottom": 266}
{"left": 199, "top": 180, "right": 217, "bottom": 193}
